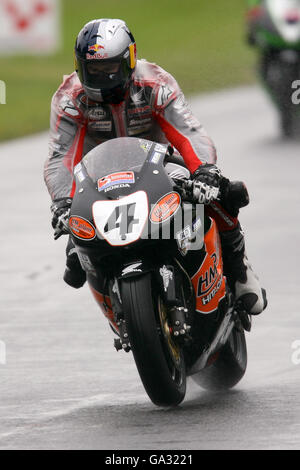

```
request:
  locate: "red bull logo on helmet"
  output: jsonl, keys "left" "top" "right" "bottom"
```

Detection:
{"left": 86, "top": 44, "right": 107, "bottom": 59}
{"left": 88, "top": 44, "right": 105, "bottom": 52}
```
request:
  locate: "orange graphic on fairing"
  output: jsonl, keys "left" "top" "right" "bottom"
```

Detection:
{"left": 69, "top": 216, "right": 96, "bottom": 240}
{"left": 191, "top": 219, "right": 226, "bottom": 314}
{"left": 150, "top": 192, "right": 181, "bottom": 223}
{"left": 89, "top": 285, "right": 119, "bottom": 332}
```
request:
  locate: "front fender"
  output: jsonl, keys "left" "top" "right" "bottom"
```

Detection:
{"left": 119, "top": 260, "right": 152, "bottom": 279}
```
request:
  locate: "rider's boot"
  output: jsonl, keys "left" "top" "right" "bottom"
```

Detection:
{"left": 63, "top": 237, "right": 86, "bottom": 288}
{"left": 220, "top": 223, "right": 267, "bottom": 315}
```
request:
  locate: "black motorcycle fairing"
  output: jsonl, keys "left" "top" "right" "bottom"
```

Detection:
{"left": 69, "top": 138, "right": 177, "bottom": 251}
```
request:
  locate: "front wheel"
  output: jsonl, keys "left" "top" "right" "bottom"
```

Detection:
{"left": 191, "top": 326, "right": 247, "bottom": 391}
{"left": 121, "top": 273, "right": 186, "bottom": 407}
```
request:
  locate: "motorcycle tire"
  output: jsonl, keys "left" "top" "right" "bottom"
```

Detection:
{"left": 191, "top": 326, "right": 247, "bottom": 391}
{"left": 121, "top": 273, "right": 186, "bottom": 407}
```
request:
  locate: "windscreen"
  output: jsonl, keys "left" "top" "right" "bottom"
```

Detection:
{"left": 82, "top": 137, "right": 153, "bottom": 182}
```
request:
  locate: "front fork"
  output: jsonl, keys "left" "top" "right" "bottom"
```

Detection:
{"left": 108, "top": 278, "right": 131, "bottom": 352}
{"left": 108, "top": 262, "right": 192, "bottom": 352}
{"left": 157, "top": 264, "right": 191, "bottom": 341}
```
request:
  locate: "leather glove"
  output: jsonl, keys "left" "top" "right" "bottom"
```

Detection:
{"left": 192, "top": 163, "right": 222, "bottom": 204}
{"left": 50, "top": 197, "right": 72, "bottom": 239}
{"left": 192, "top": 163, "right": 222, "bottom": 188}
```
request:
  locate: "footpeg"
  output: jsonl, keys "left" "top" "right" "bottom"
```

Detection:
{"left": 114, "top": 338, "right": 123, "bottom": 351}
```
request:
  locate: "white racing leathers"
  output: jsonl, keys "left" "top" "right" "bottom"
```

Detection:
{"left": 44, "top": 59, "right": 217, "bottom": 200}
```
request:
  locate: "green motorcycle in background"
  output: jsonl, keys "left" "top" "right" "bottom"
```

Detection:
{"left": 247, "top": 0, "right": 300, "bottom": 137}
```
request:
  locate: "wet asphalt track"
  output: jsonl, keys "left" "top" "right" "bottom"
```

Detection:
{"left": 0, "top": 86, "right": 300, "bottom": 450}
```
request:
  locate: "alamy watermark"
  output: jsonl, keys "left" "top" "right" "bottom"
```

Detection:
{"left": 0, "top": 340, "right": 6, "bottom": 365}
{"left": 291, "top": 340, "right": 300, "bottom": 365}
{"left": 291, "top": 80, "right": 300, "bottom": 105}
{"left": 0, "top": 80, "right": 6, "bottom": 104}
{"left": 93, "top": 202, "right": 205, "bottom": 252}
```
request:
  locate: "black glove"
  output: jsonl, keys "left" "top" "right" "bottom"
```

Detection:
{"left": 50, "top": 197, "right": 72, "bottom": 239}
{"left": 192, "top": 163, "right": 222, "bottom": 204}
{"left": 219, "top": 179, "right": 249, "bottom": 217}
{"left": 192, "top": 163, "right": 222, "bottom": 188}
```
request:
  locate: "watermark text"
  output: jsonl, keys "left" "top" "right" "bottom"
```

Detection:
{"left": 0, "top": 341, "right": 6, "bottom": 365}
{"left": 291, "top": 80, "right": 300, "bottom": 105}
{"left": 291, "top": 339, "right": 300, "bottom": 365}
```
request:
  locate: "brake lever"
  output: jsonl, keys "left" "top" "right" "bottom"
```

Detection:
{"left": 171, "top": 177, "right": 193, "bottom": 201}
{"left": 54, "top": 228, "right": 65, "bottom": 240}
{"left": 53, "top": 214, "right": 71, "bottom": 240}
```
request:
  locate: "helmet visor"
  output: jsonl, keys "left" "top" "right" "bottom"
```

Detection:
{"left": 77, "top": 56, "right": 130, "bottom": 91}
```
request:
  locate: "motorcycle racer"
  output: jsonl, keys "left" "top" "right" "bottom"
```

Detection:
{"left": 44, "top": 18, "right": 267, "bottom": 315}
{"left": 246, "top": 0, "right": 300, "bottom": 136}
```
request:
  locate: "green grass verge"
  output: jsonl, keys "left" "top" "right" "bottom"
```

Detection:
{"left": 0, "top": 0, "right": 256, "bottom": 141}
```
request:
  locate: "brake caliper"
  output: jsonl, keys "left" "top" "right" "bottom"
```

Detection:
{"left": 169, "top": 306, "right": 191, "bottom": 340}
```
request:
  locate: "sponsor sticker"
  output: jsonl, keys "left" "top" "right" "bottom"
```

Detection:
{"left": 74, "top": 163, "right": 82, "bottom": 174}
{"left": 97, "top": 171, "right": 135, "bottom": 192}
{"left": 150, "top": 192, "right": 181, "bottom": 223}
{"left": 104, "top": 183, "right": 131, "bottom": 193}
{"left": 86, "top": 53, "right": 108, "bottom": 60}
{"left": 154, "top": 143, "right": 167, "bottom": 153}
{"left": 69, "top": 216, "right": 96, "bottom": 240}
{"left": 88, "top": 44, "right": 104, "bottom": 52}
{"left": 128, "top": 126, "right": 151, "bottom": 136}
{"left": 129, "top": 118, "right": 151, "bottom": 126}
{"left": 90, "top": 121, "right": 112, "bottom": 131}
{"left": 128, "top": 105, "right": 151, "bottom": 115}
{"left": 150, "top": 151, "right": 162, "bottom": 164}
{"left": 131, "top": 88, "right": 145, "bottom": 104}
{"left": 88, "top": 107, "right": 106, "bottom": 120}
{"left": 122, "top": 263, "right": 143, "bottom": 276}
{"left": 77, "top": 171, "right": 85, "bottom": 183}
{"left": 139, "top": 140, "right": 153, "bottom": 153}
{"left": 193, "top": 217, "right": 203, "bottom": 233}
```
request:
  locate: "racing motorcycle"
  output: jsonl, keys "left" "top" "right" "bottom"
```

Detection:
{"left": 60, "top": 137, "right": 249, "bottom": 407}
{"left": 247, "top": 0, "right": 300, "bottom": 136}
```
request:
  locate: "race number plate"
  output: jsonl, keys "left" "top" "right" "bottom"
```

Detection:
{"left": 93, "top": 191, "right": 149, "bottom": 246}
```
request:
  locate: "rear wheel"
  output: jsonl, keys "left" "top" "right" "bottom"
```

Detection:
{"left": 121, "top": 274, "right": 186, "bottom": 407}
{"left": 192, "top": 326, "right": 247, "bottom": 391}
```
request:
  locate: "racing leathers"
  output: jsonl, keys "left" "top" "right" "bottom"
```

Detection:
{"left": 44, "top": 59, "right": 267, "bottom": 314}
{"left": 45, "top": 59, "right": 217, "bottom": 198}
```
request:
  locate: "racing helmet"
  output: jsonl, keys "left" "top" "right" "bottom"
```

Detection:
{"left": 75, "top": 19, "right": 137, "bottom": 103}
